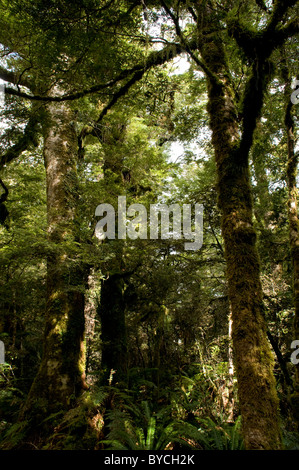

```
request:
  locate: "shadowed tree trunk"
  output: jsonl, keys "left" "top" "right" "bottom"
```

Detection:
{"left": 98, "top": 273, "right": 127, "bottom": 384}
{"left": 95, "top": 121, "right": 128, "bottom": 385}
{"left": 21, "top": 94, "right": 87, "bottom": 420}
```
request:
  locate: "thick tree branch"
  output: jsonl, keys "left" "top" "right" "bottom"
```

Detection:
{"left": 267, "top": 330, "right": 293, "bottom": 389}
{"left": 78, "top": 38, "right": 199, "bottom": 148}
{"left": 267, "top": 0, "right": 298, "bottom": 33}
{"left": 0, "top": 115, "right": 40, "bottom": 168}
{"left": 0, "top": 177, "right": 8, "bottom": 202}
{"left": 238, "top": 61, "right": 273, "bottom": 158}
{"left": 226, "top": 0, "right": 298, "bottom": 157}
{"left": 228, "top": 0, "right": 298, "bottom": 60}
{"left": 78, "top": 69, "right": 146, "bottom": 153}
{"left": 93, "top": 70, "right": 145, "bottom": 129}
{"left": 268, "top": 17, "right": 299, "bottom": 46}
{"left": 4, "top": 39, "right": 198, "bottom": 103}
{"left": 0, "top": 66, "right": 32, "bottom": 90}
{"left": 255, "top": 0, "right": 268, "bottom": 12}
{"left": 160, "top": 0, "right": 219, "bottom": 85}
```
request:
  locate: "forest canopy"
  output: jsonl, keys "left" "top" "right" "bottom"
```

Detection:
{"left": 0, "top": 0, "right": 299, "bottom": 452}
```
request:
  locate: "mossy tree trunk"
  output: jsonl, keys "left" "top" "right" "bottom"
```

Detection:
{"left": 195, "top": 6, "right": 282, "bottom": 450}
{"left": 21, "top": 96, "right": 87, "bottom": 420}
{"left": 226, "top": 311, "right": 235, "bottom": 422}
{"left": 284, "top": 77, "right": 299, "bottom": 427}
{"left": 251, "top": 122, "right": 273, "bottom": 231}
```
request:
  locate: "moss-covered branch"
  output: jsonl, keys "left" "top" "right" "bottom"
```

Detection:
{"left": 4, "top": 38, "right": 198, "bottom": 103}
{"left": 0, "top": 114, "right": 40, "bottom": 169}
{"left": 282, "top": 59, "right": 299, "bottom": 428}
{"left": 228, "top": 0, "right": 298, "bottom": 61}
{"left": 196, "top": 2, "right": 283, "bottom": 450}
{"left": 0, "top": 65, "right": 33, "bottom": 90}
{"left": 160, "top": 0, "right": 219, "bottom": 85}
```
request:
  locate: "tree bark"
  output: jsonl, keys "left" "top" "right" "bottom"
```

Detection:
{"left": 284, "top": 78, "right": 299, "bottom": 427}
{"left": 21, "top": 96, "right": 87, "bottom": 420}
{"left": 196, "top": 10, "right": 281, "bottom": 450}
{"left": 226, "top": 311, "right": 235, "bottom": 422}
{"left": 95, "top": 121, "right": 128, "bottom": 385}
{"left": 98, "top": 273, "right": 127, "bottom": 384}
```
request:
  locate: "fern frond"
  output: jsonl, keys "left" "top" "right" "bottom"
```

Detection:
{"left": 145, "top": 416, "right": 156, "bottom": 449}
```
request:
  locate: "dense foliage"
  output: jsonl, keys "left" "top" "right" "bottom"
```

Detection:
{"left": 0, "top": 0, "right": 298, "bottom": 451}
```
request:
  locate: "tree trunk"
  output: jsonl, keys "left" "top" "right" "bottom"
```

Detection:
{"left": 197, "top": 13, "right": 281, "bottom": 449}
{"left": 284, "top": 78, "right": 299, "bottom": 427}
{"left": 98, "top": 273, "right": 127, "bottom": 384}
{"left": 226, "top": 311, "right": 235, "bottom": 422}
{"left": 95, "top": 121, "right": 128, "bottom": 385}
{"left": 21, "top": 97, "right": 87, "bottom": 419}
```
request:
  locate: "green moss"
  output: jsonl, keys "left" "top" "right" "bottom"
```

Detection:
{"left": 41, "top": 392, "right": 106, "bottom": 450}
{"left": 197, "top": 17, "right": 282, "bottom": 448}
{"left": 0, "top": 421, "right": 30, "bottom": 450}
